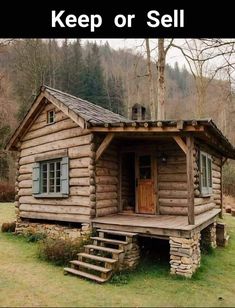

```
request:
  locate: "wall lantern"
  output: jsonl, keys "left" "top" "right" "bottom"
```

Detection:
{"left": 160, "top": 153, "right": 168, "bottom": 163}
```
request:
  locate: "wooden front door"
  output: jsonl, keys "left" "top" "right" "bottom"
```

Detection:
{"left": 136, "top": 153, "right": 156, "bottom": 214}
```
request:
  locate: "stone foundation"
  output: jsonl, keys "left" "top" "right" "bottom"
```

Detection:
{"left": 118, "top": 236, "right": 140, "bottom": 271}
{"left": 216, "top": 222, "right": 229, "bottom": 247}
{"left": 201, "top": 222, "right": 217, "bottom": 249}
{"left": 170, "top": 232, "right": 201, "bottom": 278}
{"left": 15, "top": 219, "right": 91, "bottom": 240}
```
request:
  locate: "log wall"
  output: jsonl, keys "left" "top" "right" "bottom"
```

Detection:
{"left": 95, "top": 138, "right": 119, "bottom": 217}
{"left": 158, "top": 142, "right": 188, "bottom": 216}
{"left": 158, "top": 140, "right": 221, "bottom": 216}
{"left": 17, "top": 102, "right": 95, "bottom": 223}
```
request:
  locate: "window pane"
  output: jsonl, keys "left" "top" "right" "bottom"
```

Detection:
{"left": 139, "top": 155, "right": 151, "bottom": 167}
{"left": 56, "top": 162, "right": 61, "bottom": 193}
{"left": 207, "top": 158, "right": 212, "bottom": 187}
{"left": 202, "top": 155, "right": 207, "bottom": 187}
{"left": 140, "top": 167, "right": 151, "bottom": 179}
{"left": 49, "top": 162, "right": 55, "bottom": 192}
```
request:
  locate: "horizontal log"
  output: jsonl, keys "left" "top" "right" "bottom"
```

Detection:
{"left": 19, "top": 180, "right": 32, "bottom": 189}
{"left": 96, "top": 168, "right": 119, "bottom": 176}
{"left": 159, "top": 206, "right": 187, "bottom": 216}
{"left": 96, "top": 176, "right": 118, "bottom": 185}
{"left": 195, "top": 203, "right": 215, "bottom": 215}
{"left": 70, "top": 157, "right": 93, "bottom": 169}
{"left": 96, "top": 192, "right": 118, "bottom": 201}
{"left": 21, "top": 135, "right": 93, "bottom": 157}
{"left": 21, "top": 126, "right": 90, "bottom": 150}
{"left": 19, "top": 196, "right": 91, "bottom": 207}
{"left": 96, "top": 185, "right": 117, "bottom": 193}
{"left": 19, "top": 165, "right": 32, "bottom": 175}
{"left": 96, "top": 199, "right": 118, "bottom": 209}
{"left": 213, "top": 183, "right": 221, "bottom": 190}
{"left": 212, "top": 170, "right": 221, "bottom": 179}
{"left": 162, "top": 156, "right": 186, "bottom": 164}
{"left": 96, "top": 207, "right": 118, "bottom": 217}
{"left": 30, "top": 110, "right": 67, "bottom": 128}
{"left": 20, "top": 211, "right": 90, "bottom": 223}
{"left": 213, "top": 189, "right": 221, "bottom": 195}
{"left": 70, "top": 186, "right": 95, "bottom": 196}
{"left": 158, "top": 182, "right": 187, "bottom": 191}
{"left": 158, "top": 174, "right": 187, "bottom": 182}
{"left": 69, "top": 177, "right": 93, "bottom": 186}
{"left": 96, "top": 160, "right": 118, "bottom": 170}
{"left": 70, "top": 168, "right": 91, "bottom": 178}
{"left": 158, "top": 164, "right": 186, "bottom": 174}
{"left": 159, "top": 198, "right": 187, "bottom": 206}
{"left": 68, "top": 145, "right": 95, "bottom": 159}
{"left": 212, "top": 164, "right": 221, "bottom": 172}
{"left": 23, "top": 118, "right": 86, "bottom": 141}
{"left": 194, "top": 197, "right": 213, "bottom": 205}
{"left": 213, "top": 178, "right": 221, "bottom": 184}
{"left": 159, "top": 190, "right": 188, "bottom": 198}
{"left": 19, "top": 203, "right": 93, "bottom": 215}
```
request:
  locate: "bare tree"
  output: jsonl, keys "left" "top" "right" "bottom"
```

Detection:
{"left": 145, "top": 39, "right": 155, "bottom": 119}
{"left": 172, "top": 39, "right": 235, "bottom": 117}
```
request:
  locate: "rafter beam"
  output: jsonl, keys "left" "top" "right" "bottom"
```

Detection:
{"left": 95, "top": 133, "right": 115, "bottom": 161}
{"left": 173, "top": 136, "right": 188, "bottom": 155}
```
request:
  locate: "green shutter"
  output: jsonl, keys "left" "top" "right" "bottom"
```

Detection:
{"left": 32, "top": 162, "right": 40, "bottom": 194}
{"left": 61, "top": 157, "right": 69, "bottom": 195}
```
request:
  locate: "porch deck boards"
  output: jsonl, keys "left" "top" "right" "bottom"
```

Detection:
{"left": 92, "top": 209, "right": 221, "bottom": 238}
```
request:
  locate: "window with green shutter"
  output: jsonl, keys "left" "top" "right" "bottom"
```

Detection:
{"left": 200, "top": 151, "right": 212, "bottom": 196}
{"left": 32, "top": 157, "right": 69, "bottom": 198}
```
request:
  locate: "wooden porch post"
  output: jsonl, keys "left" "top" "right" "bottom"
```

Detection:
{"left": 186, "top": 136, "right": 195, "bottom": 225}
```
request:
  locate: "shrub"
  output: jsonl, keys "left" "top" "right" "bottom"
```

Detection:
{"left": 0, "top": 182, "right": 15, "bottom": 202}
{"left": 38, "top": 234, "right": 91, "bottom": 266}
{"left": 1, "top": 222, "right": 16, "bottom": 233}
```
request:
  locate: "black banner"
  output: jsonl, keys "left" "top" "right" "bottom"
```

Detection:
{"left": 0, "top": 3, "right": 234, "bottom": 38}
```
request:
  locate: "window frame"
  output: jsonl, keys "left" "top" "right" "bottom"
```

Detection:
{"left": 33, "top": 156, "right": 69, "bottom": 198}
{"left": 47, "top": 109, "right": 56, "bottom": 124}
{"left": 200, "top": 150, "right": 213, "bottom": 197}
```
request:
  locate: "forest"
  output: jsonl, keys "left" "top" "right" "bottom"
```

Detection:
{"left": 0, "top": 39, "right": 234, "bottom": 198}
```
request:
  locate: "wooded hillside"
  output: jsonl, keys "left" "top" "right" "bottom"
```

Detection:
{"left": 0, "top": 39, "right": 234, "bottom": 186}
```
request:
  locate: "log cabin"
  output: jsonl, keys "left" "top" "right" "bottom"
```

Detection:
{"left": 5, "top": 85, "right": 235, "bottom": 282}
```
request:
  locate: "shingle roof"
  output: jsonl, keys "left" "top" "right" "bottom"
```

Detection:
{"left": 44, "top": 86, "right": 131, "bottom": 125}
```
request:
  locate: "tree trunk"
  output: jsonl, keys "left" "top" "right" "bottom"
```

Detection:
{"left": 145, "top": 39, "right": 156, "bottom": 120}
{"left": 157, "top": 39, "right": 166, "bottom": 120}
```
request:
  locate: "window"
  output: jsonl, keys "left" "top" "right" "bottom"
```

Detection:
{"left": 200, "top": 151, "right": 212, "bottom": 196}
{"left": 47, "top": 110, "right": 55, "bottom": 124}
{"left": 32, "top": 157, "right": 69, "bottom": 197}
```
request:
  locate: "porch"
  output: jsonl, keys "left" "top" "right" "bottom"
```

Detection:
{"left": 92, "top": 208, "right": 221, "bottom": 239}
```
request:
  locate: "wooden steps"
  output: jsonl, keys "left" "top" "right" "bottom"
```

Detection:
{"left": 78, "top": 253, "right": 117, "bottom": 264}
{"left": 84, "top": 244, "right": 124, "bottom": 254}
{"left": 70, "top": 260, "right": 111, "bottom": 273}
{"left": 64, "top": 267, "right": 107, "bottom": 283}
{"left": 91, "top": 236, "right": 127, "bottom": 245}
{"left": 64, "top": 228, "right": 136, "bottom": 283}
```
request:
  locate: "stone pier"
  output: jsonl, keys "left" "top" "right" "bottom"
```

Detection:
{"left": 118, "top": 236, "right": 140, "bottom": 271}
{"left": 170, "top": 232, "right": 201, "bottom": 278}
{"left": 201, "top": 222, "right": 217, "bottom": 249}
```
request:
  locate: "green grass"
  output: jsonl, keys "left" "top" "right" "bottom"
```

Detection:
{"left": 0, "top": 202, "right": 235, "bottom": 307}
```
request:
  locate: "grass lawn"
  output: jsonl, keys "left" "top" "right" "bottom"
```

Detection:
{"left": 0, "top": 202, "right": 235, "bottom": 307}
